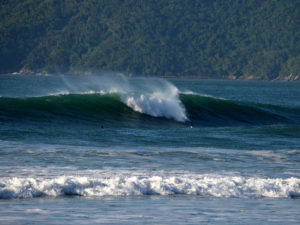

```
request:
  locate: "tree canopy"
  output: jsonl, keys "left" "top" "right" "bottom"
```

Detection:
{"left": 0, "top": 0, "right": 299, "bottom": 79}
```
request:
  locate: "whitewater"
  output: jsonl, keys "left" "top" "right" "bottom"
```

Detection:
{"left": 1, "top": 173, "right": 299, "bottom": 199}
{"left": 0, "top": 74, "right": 300, "bottom": 224}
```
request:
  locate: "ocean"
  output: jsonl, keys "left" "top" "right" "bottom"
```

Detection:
{"left": 0, "top": 74, "right": 300, "bottom": 224}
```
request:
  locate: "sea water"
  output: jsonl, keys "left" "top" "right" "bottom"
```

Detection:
{"left": 0, "top": 74, "right": 300, "bottom": 224}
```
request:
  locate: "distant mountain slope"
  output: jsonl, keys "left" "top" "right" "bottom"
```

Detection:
{"left": 0, "top": 0, "right": 299, "bottom": 79}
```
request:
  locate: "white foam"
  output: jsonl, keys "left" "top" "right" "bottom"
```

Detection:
{"left": 123, "top": 91, "right": 187, "bottom": 122}
{"left": 1, "top": 174, "right": 299, "bottom": 199}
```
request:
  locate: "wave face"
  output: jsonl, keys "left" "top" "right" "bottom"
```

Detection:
{"left": 1, "top": 174, "right": 299, "bottom": 199}
{"left": 180, "top": 94, "right": 300, "bottom": 126}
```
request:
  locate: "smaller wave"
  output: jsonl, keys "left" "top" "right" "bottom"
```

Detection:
{"left": 0, "top": 174, "right": 299, "bottom": 199}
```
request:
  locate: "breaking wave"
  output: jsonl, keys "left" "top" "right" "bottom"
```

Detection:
{"left": 1, "top": 77, "right": 299, "bottom": 126}
{"left": 0, "top": 174, "right": 299, "bottom": 199}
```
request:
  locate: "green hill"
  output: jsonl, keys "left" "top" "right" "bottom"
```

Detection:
{"left": 0, "top": 0, "right": 299, "bottom": 79}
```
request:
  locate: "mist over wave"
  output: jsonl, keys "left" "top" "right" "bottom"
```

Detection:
{"left": 59, "top": 76, "right": 187, "bottom": 121}
{"left": 59, "top": 76, "right": 188, "bottom": 121}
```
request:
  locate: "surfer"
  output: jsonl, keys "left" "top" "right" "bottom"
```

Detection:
{"left": 189, "top": 122, "right": 193, "bottom": 128}
{"left": 101, "top": 125, "right": 104, "bottom": 129}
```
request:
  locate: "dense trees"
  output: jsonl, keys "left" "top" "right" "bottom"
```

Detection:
{"left": 0, "top": 0, "right": 299, "bottom": 79}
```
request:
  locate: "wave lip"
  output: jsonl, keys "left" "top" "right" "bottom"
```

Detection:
{"left": 1, "top": 175, "right": 299, "bottom": 199}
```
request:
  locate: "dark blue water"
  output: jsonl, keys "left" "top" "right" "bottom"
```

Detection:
{"left": 0, "top": 74, "right": 300, "bottom": 224}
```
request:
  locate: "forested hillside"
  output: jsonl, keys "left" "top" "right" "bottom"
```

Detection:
{"left": 0, "top": 0, "right": 299, "bottom": 79}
